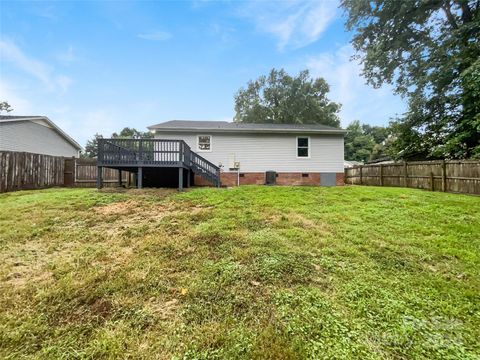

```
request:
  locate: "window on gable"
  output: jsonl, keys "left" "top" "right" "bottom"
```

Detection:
{"left": 198, "top": 135, "right": 211, "bottom": 151}
{"left": 297, "top": 137, "right": 309, "bottom": 158}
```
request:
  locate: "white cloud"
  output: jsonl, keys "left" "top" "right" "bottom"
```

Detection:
{"left": 137, "top": 31, "right": 172, "bottom": 41}
{"left": 33, "top": 5, "right": 58, "bottom": 20}
{"left": 306, "top": 45, "right": 406, "bottom": 126}
{"left": 238, "top": 0, "right": 338, "bottom": 50}
{"left": 56, "top": 75, "right": 73, "bottom": 94}
{"left": 57, "top": 45, "right": 77, "bottom": 64}
{"left": 77, "top": 109, "right": 119, "bottom": 140}
{"left": 0, "top": 38, "right": 72, "bottom": 93}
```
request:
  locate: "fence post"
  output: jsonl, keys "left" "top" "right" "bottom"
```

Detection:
{"left": 96, "top": 166, "right": 103, "bottom": 189}
{"left": 442, "top": 160, "right": 447, "bottom": 192}
{"left": 430, "top": 172, "right": 434, "bottom": 191}
{"left": 404, "top": 162, "right": 408, "bottom": 187}
{"left": 380, "top": 164, "right": 384, "bottom": 186}
{"left": 359, "top": 166, "right": 363, "bottom": 185}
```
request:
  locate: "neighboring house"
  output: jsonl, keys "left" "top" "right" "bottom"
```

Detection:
{"left": 146, "top": 120, "right": 346, "bottom": 187}
{"left": 0, "top": 115, "right": 81, "bottom": 157}
{"left": 344, "top": 160, "right": 363, "bottom": 168}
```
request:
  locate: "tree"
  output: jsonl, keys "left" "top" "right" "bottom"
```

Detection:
{"left": 0, "top": 101, "right": 13, "bottom": 113}
{"left": 82, "top": 127, "right": 154, "bottom": 158}
{"left": 82, "top": 133, "right": 103, "bottom": 158}
{"left": 112, "top": 127, "right": 153, "bottom": 139}
{"left": 344, "top": 120, "right": 390, "bottom": 162}
{"left": 341, "top": 0, "right": 480, "bottom": 159}
{"left": 234, "top": 69, "right": 341, "bottom": 127}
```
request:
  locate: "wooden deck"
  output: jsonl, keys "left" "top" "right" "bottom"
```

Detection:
{"left": 97, "top": 139, "right": 220, "bottom": 190}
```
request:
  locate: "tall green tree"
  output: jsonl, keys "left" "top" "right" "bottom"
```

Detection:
{"left": 342, "top": 0, "right": 480, "bottom": 159}
{"left": 345, "top": 120, "right": 390, "bottom": 162}
{"left": 234, "top": 69, "right": 341, "bottom": 127}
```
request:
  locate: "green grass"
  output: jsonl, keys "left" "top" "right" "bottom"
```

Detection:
{"left": 0, "top": 186, "right": 479, "bottom": 359}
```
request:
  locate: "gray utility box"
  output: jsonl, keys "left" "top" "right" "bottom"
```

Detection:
{"left": 320, "top": 173, "right": 337, "bottom": 187}
{"left": 265, "top": 171, "right": 276, "bottom": 185}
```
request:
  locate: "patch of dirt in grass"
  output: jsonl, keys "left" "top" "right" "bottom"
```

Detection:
{"left": 91, "top": 246, "right": 135, "bottom": 271}
{"left": 147, "top": 298, "right": 179, "bottom": 320}
{"left": 289, "top": 213, "right": 333, "bottom": 236}
{"left": 94, "top": 199, "right": 143, "bottom": 215}
{"left": 90, "top": 298, "right": 114, "bottom": 319}
{"left": 91, "top": 200, "right": 185, "bottom": 237}
{"left": 99, "top": 187, "right": 177, "bottom": 197}
{"left": 266, "top": 211, "right": 333, "bottom": 236}
{"left": 1, "top": 240, "right": 79, "bottom": 288}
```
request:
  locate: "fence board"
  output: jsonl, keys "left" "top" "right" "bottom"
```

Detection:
{"left": 345, "top": 160, "right": 480, "bottom": 195}
{"left": 0, "top": 151, "right": 65, "bottom": 193}
{"left": 74, "top": 159, "right": 129, "bottom": 188}
{"left": 0, "top": 152, "right": 133, "bottom": 192}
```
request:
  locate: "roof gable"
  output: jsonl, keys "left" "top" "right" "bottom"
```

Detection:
{"left": 0, "top": 115, "right": 82, "bottom": 150}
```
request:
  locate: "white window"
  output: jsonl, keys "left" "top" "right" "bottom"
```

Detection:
{"left": 297, "top": 137, "right": 310, "bottom": 158}
{"left": 197, "top": 135, "right": 212, "bottom": 152}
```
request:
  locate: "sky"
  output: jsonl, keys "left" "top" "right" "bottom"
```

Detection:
{"left": 0, "top": 0, "right": 406, "bottom": 147}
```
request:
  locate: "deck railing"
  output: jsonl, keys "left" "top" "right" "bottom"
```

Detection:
{"left": 98, "top": 138, "right": 192, "bottom": 167}
{"left": 97, "top": 138, "right": 220, "bottom": 186}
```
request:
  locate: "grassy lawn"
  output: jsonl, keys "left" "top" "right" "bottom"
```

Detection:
{"left": 0, "top": 186, "right": 479, "bottom": 359}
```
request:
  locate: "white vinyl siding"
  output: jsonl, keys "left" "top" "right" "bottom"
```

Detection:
{"left": 154, "top": 132, "right": 344, "bottom": 173}
{"left": 0, "top": 121, "right": 79, "bottom": 157}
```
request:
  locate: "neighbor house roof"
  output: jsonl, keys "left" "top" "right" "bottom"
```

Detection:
{"left": 148, "top": 120, "right": 347, "bottom": 135}
{"left": 0, "top": 115, "right": 82, "bottom": 150}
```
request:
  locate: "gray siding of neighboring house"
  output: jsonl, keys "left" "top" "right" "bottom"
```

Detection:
{"left": 0, "top": 121, "right": 79, "bottom": 157}
{"left": 154, "top": 131, "right": 344, "bottom": 173}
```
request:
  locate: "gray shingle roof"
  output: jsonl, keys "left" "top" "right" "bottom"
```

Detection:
{"left": 148, "top": 120, "right": 346, "bottom": 134}
{"left": 0, "top": 115, "right": 82, "bottom": 149}
{"left": 0, "top": 115, "right": 39, "bottom": 120}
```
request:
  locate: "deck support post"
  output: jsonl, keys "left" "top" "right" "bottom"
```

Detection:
{"left": 97, "top": 166, "right": 103, "bottom": 189}
{"left": 187, "top": 169, "right": 191, "bottom": 188}
{"left": 178, "top": 167, "right": 183, "bottom": 191}
{"left": 117, "top": 169, "right": 122, "bottom": 187}
{"left": 138, "top": 167, "right": 143, "bottom": 189}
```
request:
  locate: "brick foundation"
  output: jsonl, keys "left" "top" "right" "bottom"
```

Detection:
{"left": 194, "top": 172, "right": 345, "bottom": 187}
{"left": 276, "top": 172, "right": 321, "bottom": 186}
{"left": 336, "top": 173, "right": 345, "bottom": 186}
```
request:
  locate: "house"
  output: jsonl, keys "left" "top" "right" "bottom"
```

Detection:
{"left": 0, "top": 115, "right": 81, "bottom": 157}
{"left": 96, "top": 120, "right": 346, "bottom": 189}
{"left": 344, "top": 160, "right": 363, "bottom": 168}
{"left": 148, "top": 120, "right": 346, "bottom": 187}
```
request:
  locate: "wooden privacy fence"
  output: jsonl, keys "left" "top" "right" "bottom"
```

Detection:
{"left": 75, "top": 159, "right": 130, "bottom": 188}
{"left": 0, "top": 151, "right": 133, "bottom": 193}
{"left": 0, "top": 151, "right": 65, "bottom": 193}
{"left": 345, "top": 160, "right": 480, "bottom": 195}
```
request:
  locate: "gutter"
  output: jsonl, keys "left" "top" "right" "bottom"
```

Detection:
{"left": 147, "top": 127, "right": 347, "bottom": 135}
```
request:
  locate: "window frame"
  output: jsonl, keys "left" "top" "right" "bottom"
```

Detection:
{"left": 197, "top": 134, "right": 212, "bottom": 152}
{"left": 296, "top": 136, "right": 310, "bottom": 159}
